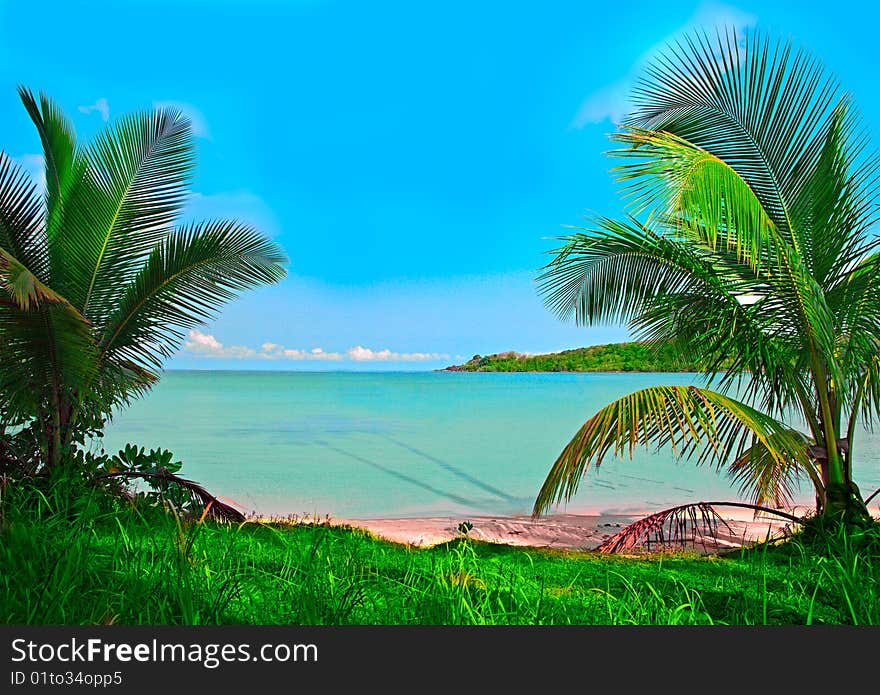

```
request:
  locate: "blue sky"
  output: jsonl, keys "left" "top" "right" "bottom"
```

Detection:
{"left": 2, "top": 0, "right": 878, "bottom": 370}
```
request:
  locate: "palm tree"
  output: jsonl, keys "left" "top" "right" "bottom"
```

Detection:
{"left": 533, "top": 29, "right": 879, "bottom": 525}
{"left": 0, "top": 89, "right": 287, "bottom": 474}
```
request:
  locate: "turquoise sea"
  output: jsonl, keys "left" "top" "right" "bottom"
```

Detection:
{"left": 101, "top": 371, "right": 880, "bottom": 519}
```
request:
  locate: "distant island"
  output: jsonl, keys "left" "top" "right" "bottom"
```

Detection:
{"left": 440, "top": 342, "right": 710, "bottom": 373}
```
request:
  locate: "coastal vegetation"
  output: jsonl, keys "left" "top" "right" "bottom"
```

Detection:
{"left": 534, "top": 29, "right": 880, "bottom": 526}
{"left": 2, "top": 478, "right": 879, "bottom": 625}
{"left": 442, "top": 342, "right": 712, "bottom": 372}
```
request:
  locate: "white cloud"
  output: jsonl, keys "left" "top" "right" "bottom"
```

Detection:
{"left": 346, "top": 346, "right": 449, "bottom": 362}
{"left": 183, "top": 330, "right": 447, "bottom": 362}
{"left": 153, "top": 100, "right": 210, "bottom": 138}
{"left": 187, "top": 330, "right": 223, "bottom": 352}
{"left": 184, "top": 330, "right": 257, "bottom": 358}
{"left": 78, "top": 97, "right": 110, "bottom": 122}
{"left": 571, "top": 2, "right": 757, "bottom": 127}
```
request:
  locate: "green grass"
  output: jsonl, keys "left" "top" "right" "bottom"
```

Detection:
{"left": 443, "top": 342, "right": 729, "bottom": 373}
{"left": 1, "top": 479, "right": 878, "bottom": 625}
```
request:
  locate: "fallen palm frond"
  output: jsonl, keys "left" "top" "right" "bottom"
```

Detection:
{"left": 97, "top": 469, "right": 245, "bottom": 522}
{"left": 596, "top": 501, "right": 804, "bottom": 554}
{"left": 0, "top": 437, "right": 36, "bottom": 477}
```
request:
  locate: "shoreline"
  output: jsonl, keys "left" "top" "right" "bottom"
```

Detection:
{"left": 249, "top": 506, "right": 814, "bottom": 554}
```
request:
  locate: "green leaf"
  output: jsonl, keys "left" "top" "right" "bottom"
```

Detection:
{"left": 58, "top": 108, "right": 197, "bottom": 319}
{"left": 533, "top": 385, "right": 814, "bottom": 516}
{"left": 98, "top": 220, "right": 287, "bottom": 380}
{"left": 17, "top": 87, "right": 78, "bottom": 217}
{"left": 0, "top": 153, "right": 48, "bottom": 280}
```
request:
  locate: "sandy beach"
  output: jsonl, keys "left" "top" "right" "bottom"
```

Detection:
{"left": 253, "top": 505, "right": 816, "bottom": 555}
{"left": 337, "top": 512, "right": 641, "bottom": 550}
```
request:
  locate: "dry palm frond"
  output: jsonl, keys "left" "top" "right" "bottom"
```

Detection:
{"left": 0, "top": 438, "right": 35, "bottom": 476}
{"left": 596, "top": 501, "right": 804, "bottom": 554}
{"left": 97, "top": 469, "right": 245, "bottom": 522}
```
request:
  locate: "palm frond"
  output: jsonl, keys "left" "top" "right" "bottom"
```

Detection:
{"left": 608, "top": 124, "right": 845, "bottom": 399}
{"left": 535, "top": 219, "right": 805, "bottom": 417}
{"left": 57, "top": 108, "right": 196, "bottom": 319}
{"left": 0, "top": 242, "right": 94, "bottom": 418}
{"left": 0, "top": 300, "right": 97, "bottom": 424}
{"left": 0, "top": 153, "right": 48, "bottom": 280}
{"left": 850, "top": 350, "right": 880, "bottom": 434}
{"left": 611, "top": 127, "right": 774, "bottom": 271}
{"left": 596, "top": 501, "right": 803, "bottom": 554}
{"left": 833, "top": 252, "right": 880, "bottom": 392}
{"left": 98, "top": 220, "right": 287, "bottom": 382}
{"left": 790, "top": 101, "right": 880, "bottom": 287}
{"left": 726, "top": 430, "right": 821, "bottom": 506}
{"left": 537, "top": 217, "right": 734, "bottom": 327}
{"left": 97, "top": 469, "right": 245, "bottom": 522}
{"left": 0, "top": 247, "right": 82, "bottom": 312}
{"left": 0, "top": 146, "right": 95, "bottom": 413}
{"left": 533, "top": 385, "right": 813, "bottom": 516}
{"left": 628, "top": 28, "right": 840, "bottom": 241}
{"left": 767, "top": 236, "right": 843, "bottom": 392}
{"left": 17, "top": 87, "right": 78, "bottom": 216}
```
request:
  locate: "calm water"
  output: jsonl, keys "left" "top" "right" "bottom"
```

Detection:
{"left": 100, "top": 371, "right": 880, "bottom": 519}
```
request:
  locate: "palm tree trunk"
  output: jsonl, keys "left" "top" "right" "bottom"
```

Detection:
{"left": 47, "top": 388, "right": 61, "bottom": 471}
{"left": 811, "top": 364, "right": 869, "bottom": 522}
{"left": 810, "top": 437, "right": 869, "bottom": 524}
{"left": 822, "top": 440, "right": 870, "bottom": 524}
{"left": 814, "top": 365, "right": 844, "bottom": 513}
